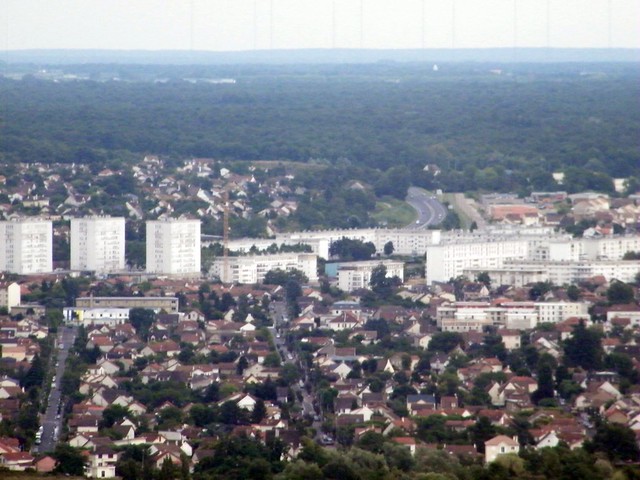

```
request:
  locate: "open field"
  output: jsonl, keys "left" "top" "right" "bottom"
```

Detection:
{"left": 372, "top": 197, "right": 418, "bottom": 228}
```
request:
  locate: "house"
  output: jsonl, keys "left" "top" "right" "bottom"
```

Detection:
{"left": 484, "top": 435, "right": 519, "bottom": 463}
{"left": 497, "top": 329, "right": 521, "bottom": 350}
{"left": 430, "top": 352, "right": 450, "bottom": 374}
{"left": 407, "top": 394, "right": 436, "bottom": 412}
{"left": 392, "top": 437, "right": 418, "bottom": 456}
{"left": 0, "top": 451, "right": 35, "bottom": 471}
{"left": 86, "top": 446, "right": 119, "bottom": 478}
{"left": 35, "top": 455, "right": 57, "bottom": 473}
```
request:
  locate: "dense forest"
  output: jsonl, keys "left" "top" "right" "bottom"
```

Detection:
{"left": 1, "top": 63, "right": 639, "bottom": 194}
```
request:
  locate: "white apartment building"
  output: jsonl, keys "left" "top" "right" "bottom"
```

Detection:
{"left": 437, "top": 302, "right": 492, "bottom": 332}
{"left": 215, "top": 237, "right": 328, "bottom": 259}
{"left": 0, "top": 218, "right": 52, "bottom": 274}
{"left": 277, "top": 228, "right": 442, "bottom": 258}
{"left": 437, "top": 300, "right": 590, "bottom": 331}
{"left": 63, "top": 307, "right": 129, "bottom": 327}
{"left": 0, "top": 282, "right": 20, "bottom": 312}
{"left": 463, "top": 266, "right": 548, "bottom": 288}
{"left": 535, "top": 302, "right": 590, "bottom": 323}
{"left": 582, "top": 236, "right": 640, "bottom": 260}
{"left": 210, "top": 252, "right": 318, "bottom": 284}
{"left": 427, "top": 233, "right": 640, "bottom": 285}
{"left": 70, "top": 216, "right": 125, "bottom": 273}
{"left": 146, "top": 218, "right": 201, "bottom": 276}
{"left": 426, "top": 238, "right": 530, "bottom": 283}
{"left": 511, "top": 260, "right": 640, "bottom": 285}
{"left": 336, "top": 259, "right": 405, "bottom": 292}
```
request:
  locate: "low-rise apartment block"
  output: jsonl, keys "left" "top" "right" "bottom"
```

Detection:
{"left": 336, "top": 259, "right": 404, "bottom": 292}
{"left": 210, "top": 252, "right": 318, "bottom": 284}
{"left": 75, "top": 296, "right": 179, "bottom": 313}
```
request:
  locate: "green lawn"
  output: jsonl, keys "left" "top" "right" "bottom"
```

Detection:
{"left": 441, "top": 192, "right": 473, "bottom": 229}
{"left": 372, "top": 197, "right": 417, "bottom": 228}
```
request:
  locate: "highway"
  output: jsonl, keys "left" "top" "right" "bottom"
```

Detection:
{"left": 34, "top": 325, "right": 78, "bottom": 454}
{"left": 405, "top": 187, "right": 448, "bottom": 229}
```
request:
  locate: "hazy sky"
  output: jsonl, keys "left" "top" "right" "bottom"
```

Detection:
{"left": 1, "top": 0, "right": 638, "bottom": 51}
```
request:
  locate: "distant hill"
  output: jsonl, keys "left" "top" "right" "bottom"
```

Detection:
{"left": 3, "top": 48, "right": 640, "bottom": 65}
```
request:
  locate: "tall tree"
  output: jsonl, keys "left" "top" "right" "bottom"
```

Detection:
{"left": 532, "top": 362, "right": 555, "bottom": 405}
{"left": 606, "top": 281, "right": 634, "bottom": 305}
{"left": 564, "top": 320, "right": 604, "bottom": 370}
{"left": 251, "top": 398, "right": 267, "bottom": 424}
{"left": 587, "top": 422, "right": 640, "bottom": 461}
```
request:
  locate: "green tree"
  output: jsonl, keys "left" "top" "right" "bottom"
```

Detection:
{"left": 566, "top": 285, "right": 581, "bottom": 301}
{"left": 476, "top": 271, "right": 491, "bottom": 286}
{"left": 356, "top": 431, "right": 386, "bottom": 454}
{"left": 469, "top": 416, "right": 497, "bottom": 454}
{"left": 21, "top": 353, "right": 45, "bottom": 390}
{"left": 383, "top": 241, "right": 394, "bottom": 256}
{"left": 278, "top": 460, "right": 324, "bottom": 480}
{"left": 129, "top": 308, "right": 156, "bottom": 341}
{"left": 251, "top": 398, "right": 267, "bottom": 424}
{"left": 264, "top": 352, "right": 282, "bottom": 367}
{"left": 329, "top": 237, "right": 376, "bottom": 261}
{"left": 564, "top": 320, "right": 604, "bottom": 370}
{"left": 428, "top": 332, "right": 463, "bottom": 353}
{"left": 101, "top": 404, "right": 131, "bottom": 429}
{"left": 369, "top": 264, "right": 400, "bottom": 298}
{"left": 586, "top": 422, "right": 640, "bottom": 461}
{"left": 264, "top": 268, "right": 308, "bottom": 286}
{"left": 189, "top": 404, "right": 217, "bottom": 427}
{"left": 53, "top": 444, "right": 87, "bottom": 476}
{"left": 606, "top": 281, "right": 634, "bottom": 305}
{"left": 532, "top": 362, "right": 555, "bottom": 405}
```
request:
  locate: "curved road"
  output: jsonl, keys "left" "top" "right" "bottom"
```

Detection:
{"left": 405, "top": 187, "right": 448, "bottom": 229}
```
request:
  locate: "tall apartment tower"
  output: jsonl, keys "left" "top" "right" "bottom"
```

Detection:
{"left": 0, "top": 218, "right": 52, "bottom": 274}
{"left": 70, "top": 216, "right": 126, "bottom": 273}
{"left": 146, "top": 218, "right": 201, "bottom": 276}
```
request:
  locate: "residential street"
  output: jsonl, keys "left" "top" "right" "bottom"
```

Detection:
{"left": 33, "top": 325, "right": 77, "bottom": 455}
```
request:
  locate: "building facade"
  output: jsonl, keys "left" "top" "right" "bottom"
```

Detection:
{"left": 336, "top": 259, "right": 405, "bottom": 292}
{"left": 211, "top": 252, "right": 318, "bottom": 284}
{"left": 426, "top": 238, "right": 530, "bottom": 283}
{"left": 146, "top": 218, "right": 201, "bottom": 276}
{"left": 437, "top": 301, "right": 590, "bottom": 332}
{"left": 0, "top": 219, "right": 52, "bottom": 274}
{"left": 0, "top": 282, "right": 20, "bottom": 312}
{"left": 70, "top": 216, "right": 125, "bottom": 273}
{"left": 75, "top": 296, "right": 179, "bottom": 313}
{"left": 427, "top": 233, "right": 640, "bottom": 284}
{"left": 63, "top": 307, "right": 129, "bottom": 327}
